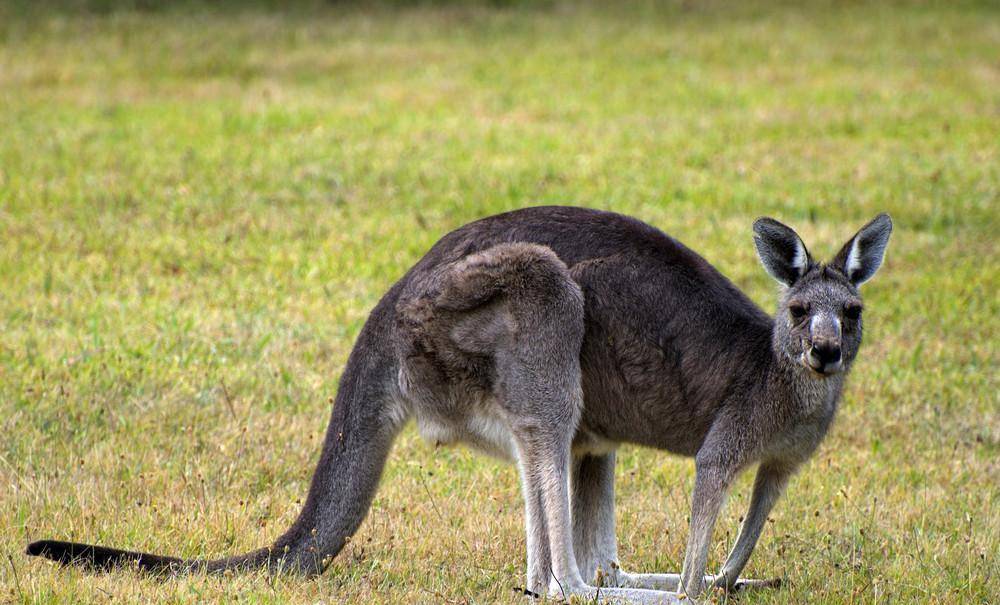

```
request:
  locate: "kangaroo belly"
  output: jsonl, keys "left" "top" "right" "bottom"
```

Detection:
{"left": 406, "top": 384, "right": 620, "bottom": 462}
{"left": 415, "top": 401, "right": 517, "bottom": 461}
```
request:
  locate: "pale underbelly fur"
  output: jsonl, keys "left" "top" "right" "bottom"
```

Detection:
{"left": 412, "top": 399, "right": 619, "bottom": 462}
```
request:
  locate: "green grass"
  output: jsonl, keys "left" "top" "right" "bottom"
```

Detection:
{"left": 1, "top": 1, "right": 997, "bottom": 603}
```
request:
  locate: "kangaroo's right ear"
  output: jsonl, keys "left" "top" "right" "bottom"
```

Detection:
{"left": 753, "top": 217, "right": 812, "bottom": 286}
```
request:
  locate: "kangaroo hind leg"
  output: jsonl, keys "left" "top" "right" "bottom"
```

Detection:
{"left": 571, "top": 452, "right": 622, "bottom": 586}
{"left": 569, "top": 450, "right": 709, "bottom": 593}
{"left": 506, "top": 368, "right": 685, "bottom": 605}
{"left": 449, "top": 243, "right": 683, "bottom": 604}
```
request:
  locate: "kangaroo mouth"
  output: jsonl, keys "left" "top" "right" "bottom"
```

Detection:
{"left": 801, "top": 351, "right": 842, "bottom": 377}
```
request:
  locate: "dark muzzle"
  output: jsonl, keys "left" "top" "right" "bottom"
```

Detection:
{"left": 806, "top": 339, "right": 842, "bottom": 375}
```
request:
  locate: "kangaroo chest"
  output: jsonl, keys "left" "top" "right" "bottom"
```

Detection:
{"left": 764, "top": 378, "right": 842, "bottom": 464}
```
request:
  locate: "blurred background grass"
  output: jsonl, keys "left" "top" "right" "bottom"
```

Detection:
{"left": 1, "top": 1, "right": 997, "bottom": 603}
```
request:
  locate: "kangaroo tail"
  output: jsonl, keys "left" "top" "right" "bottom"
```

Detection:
{"left": 25, "top": 540, "right": 186, "bottom": 572}
{"left": 27, "top": 325, "right": 404, "bottom": 577}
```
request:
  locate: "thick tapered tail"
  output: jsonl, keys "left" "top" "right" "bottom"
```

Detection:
{"left": 27, "top": 321, "right": 405, "bottom": 576}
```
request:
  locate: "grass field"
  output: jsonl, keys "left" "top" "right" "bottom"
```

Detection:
{"left": 1, "top": 1, "right": 997, "bottom": 603}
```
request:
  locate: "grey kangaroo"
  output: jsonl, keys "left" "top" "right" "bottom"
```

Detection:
{"left": 28, "top": 207, "right": 892, "bottom": 603}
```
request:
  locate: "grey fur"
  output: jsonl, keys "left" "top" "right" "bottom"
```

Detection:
{"left": 27, "top": 207, "right": 891, "bottom": 604}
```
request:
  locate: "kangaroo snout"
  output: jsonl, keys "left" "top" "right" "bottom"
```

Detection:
{"left": 805, "top": 339, "right": 842, "bottom": 375}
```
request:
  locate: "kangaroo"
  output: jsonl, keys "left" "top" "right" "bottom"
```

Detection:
{"left": 27, "top": 206, "right": 892, "bottom": 603}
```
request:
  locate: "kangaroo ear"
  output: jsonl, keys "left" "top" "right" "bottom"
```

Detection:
{"left": 832, "top": 213, "right": 893, "bottom": 286}
{"left": 753, "top": 217, "right": 812, "bottom": 286}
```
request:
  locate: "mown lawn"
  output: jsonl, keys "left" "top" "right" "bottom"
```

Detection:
{"left": 1, "top": 1, "right": 996, "bottom": 603}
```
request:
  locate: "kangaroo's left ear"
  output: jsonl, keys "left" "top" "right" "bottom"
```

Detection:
{"left": 832, "top": 213, "right": 893, "bottom": 286}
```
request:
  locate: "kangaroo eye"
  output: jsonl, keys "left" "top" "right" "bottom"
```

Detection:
{"left": 788, "top": 303, "right": 809, "bottom": 320}
{"left": 844, "top": 304, "right": 863, "bottom": 320}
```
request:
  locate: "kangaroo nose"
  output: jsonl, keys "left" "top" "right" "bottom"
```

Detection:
{"left": 809, "top": 341, "right": 842, "bottom": 368}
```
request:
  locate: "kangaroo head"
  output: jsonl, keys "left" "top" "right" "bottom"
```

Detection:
{"left": 752, "top": 214, "right": 893, "bottom": 378}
